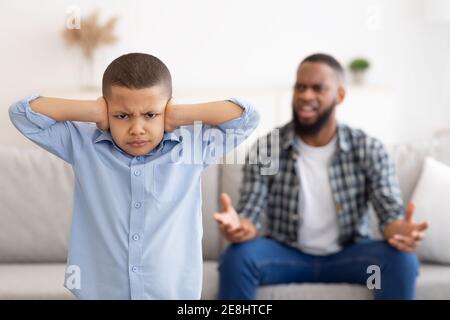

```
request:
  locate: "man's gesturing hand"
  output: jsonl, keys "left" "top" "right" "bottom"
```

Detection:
{"left": 213, "top": 193, "right": 257, "bottom": 243}
{"left": 384, "top": 202, "right": 429, "bottom": 252}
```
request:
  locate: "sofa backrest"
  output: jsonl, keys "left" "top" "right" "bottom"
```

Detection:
{"left": 1, "top": 131, "right": 450, "bottom": 263}
{"left": 0, "top": 146, "right": 72, "bottom": 262}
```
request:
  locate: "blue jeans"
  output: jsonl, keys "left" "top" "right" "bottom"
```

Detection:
{"left": 218, "top": 237, "right": 419, "bottom": 300}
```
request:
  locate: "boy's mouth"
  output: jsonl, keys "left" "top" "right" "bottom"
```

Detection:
{"left": 128, "top": 140, "right": 149, "bottom": 148}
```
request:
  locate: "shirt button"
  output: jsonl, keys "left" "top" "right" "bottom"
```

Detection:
{"left": 131, "top": 266, "right": 138, "bottom": 273}
{"left": 134, "top": 202, "right": 141, "bottom": 209}
{"left": 132, "top": 234, "right": 140, "bottom": 241}
{"left": 136, "top": 156, "right": 142, "bottom": 161}
{"left": 134, "top": 170, "right": 141, "bottom": 176}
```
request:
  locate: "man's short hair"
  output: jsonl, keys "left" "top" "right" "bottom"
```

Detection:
{"left": 102, "top": 53, "right": 172, "bottom": 99}
{"left": 300, "top": 53, "right": 345, "bottom": 83}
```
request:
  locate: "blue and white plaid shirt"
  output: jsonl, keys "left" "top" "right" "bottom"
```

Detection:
{"left": 237, "top": 121, "right": 405, "bottom": 248}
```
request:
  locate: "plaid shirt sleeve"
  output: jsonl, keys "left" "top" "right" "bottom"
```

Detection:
{"left": 236, "top": 140, "right": 270, "bottom": 231}
{"left": 364, "top": 137, "right": 405, "bottom": 234}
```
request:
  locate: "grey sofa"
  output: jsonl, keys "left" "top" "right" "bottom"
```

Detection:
{"left": 1, "top": 131, "right": 450, "bottom": 300}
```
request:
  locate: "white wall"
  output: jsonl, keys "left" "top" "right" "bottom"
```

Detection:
{"left": 1, "top": 0, "right": 449, "bottom": 146}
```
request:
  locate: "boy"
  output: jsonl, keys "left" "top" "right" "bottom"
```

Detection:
{"left": 9, "top": 53, "right": 260, "bottom": 299}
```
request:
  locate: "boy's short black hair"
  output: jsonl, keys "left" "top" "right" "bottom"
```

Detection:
{"left": 102, "top": 53, "right": 172, "bottom": 99}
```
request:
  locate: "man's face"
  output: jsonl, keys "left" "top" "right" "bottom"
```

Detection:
{"left": 292, "top": 62, "right": 345, "bottom": 135}
{"left": 107, "top": 85, "right": 169, "bottom": 156}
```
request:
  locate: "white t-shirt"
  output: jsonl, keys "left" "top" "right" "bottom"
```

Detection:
{"left": 295, "top": 135, "right": 341, "bottom": 255}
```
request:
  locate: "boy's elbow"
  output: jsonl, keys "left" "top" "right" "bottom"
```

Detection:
{"left": 248, "top": 108, "right": 260, "bottom": 130}
{"left": 8, "top": 101, "right": 21, "bottom": 124}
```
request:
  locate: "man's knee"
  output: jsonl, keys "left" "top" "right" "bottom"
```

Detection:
{"left": 219, "top": 239, "right": 261, "bottom": 272}
{"left": 220, "top": 241, "right": 254, "bottom": 262}
{"left": 379, "top": 242, "right": 420, "bottom": 277}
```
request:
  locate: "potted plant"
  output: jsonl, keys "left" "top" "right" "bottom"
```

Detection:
{"left": 349, "top": 58, "right": 370, "bottom": 85}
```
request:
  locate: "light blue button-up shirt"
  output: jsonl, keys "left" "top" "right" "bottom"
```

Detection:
{"left": 9, "top": 96, "right": 259, "bottom": 299}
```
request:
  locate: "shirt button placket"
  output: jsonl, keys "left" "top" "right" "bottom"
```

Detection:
{"left": 128, "top": 159, "right": 145, "bottom": 299}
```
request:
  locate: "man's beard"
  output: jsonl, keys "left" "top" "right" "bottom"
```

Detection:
{"left": 292, "top": 102, "right": 336, "bottom": 136}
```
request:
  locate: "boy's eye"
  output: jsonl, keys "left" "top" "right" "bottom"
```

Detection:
{"left": 145, "top": 113, "right": 157, "bottom": 119}
{"left": 114, "top": 114, "right": 128, "bottom": 120}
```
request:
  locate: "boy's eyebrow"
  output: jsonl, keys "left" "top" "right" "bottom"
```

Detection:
{"left": 112, "top": 107, "right": 161, "bottom": 114}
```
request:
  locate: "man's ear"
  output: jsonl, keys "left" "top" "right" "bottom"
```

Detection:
{"left": 337, "top": 86, "right": 346, "bottom": 104}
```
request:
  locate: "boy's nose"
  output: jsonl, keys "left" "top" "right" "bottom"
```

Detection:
{"left": 129, "top": 122, "right": 146, "bottom": 135}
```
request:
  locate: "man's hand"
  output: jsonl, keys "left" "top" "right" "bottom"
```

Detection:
{"left": 384, "top": 202, "right": 429, "bottom": 252}
{"left": 95, "top": 97, "right": 109, "bottom": 131}
{"left": 213, "top": 193, "right": 257, "bottom": 243}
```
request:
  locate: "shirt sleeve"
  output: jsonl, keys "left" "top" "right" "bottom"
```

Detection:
{"left": 8, "top": 95, "right": 83, "bottom": 165}
{"left": 365, "top": 137, "right": 405, "bottom": 234}
{"left": 176, "top": 98, "right": 260, "bottom": 167}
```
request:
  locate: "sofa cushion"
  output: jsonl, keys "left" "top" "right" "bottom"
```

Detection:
{"left": 257, "top": 283, "right": 373, "bottom": 299}
{"left": 411, "top": 157, "right": 450, "bottom": 264}
{"left": 202, "top": 260, "right": 220, "bottom": 300}
{"left": 0, "top": 146, "right": 72, "bottom": 263}
{"left": 0, "top": 263, "right": 74, "bottom": 299}
{"left": 389, "top": 132, "right": 450, "bottom": 204}
{"left": 415, "top": 263, "right": 450, "bottom": 300}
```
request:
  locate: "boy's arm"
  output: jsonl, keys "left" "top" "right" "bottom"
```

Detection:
{"left": 165, "top": 98, "right": 260, "bottom": 166}
{"left": 29, "top": 97, "right": 108, "bottom": 129}
{"left": 165, "top": 100, "right": 244, "bottom": 131}
{"left": 9, "top": 95, "right": 108, "bottom": 164}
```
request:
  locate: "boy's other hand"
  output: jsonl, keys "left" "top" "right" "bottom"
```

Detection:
{"left": 214, "top": 192, "right": 257, "bottom": 243}
{"left": 164, "top": 98, "right": 178, "bottom": 132}
{"left": 96, "top": 97, "right": 109, "bottom": 131}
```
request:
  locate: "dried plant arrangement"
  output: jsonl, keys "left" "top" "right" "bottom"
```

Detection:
{"left": 62, "top": 11, "right": 119, "bottom": 88}
{"left": 62, "top": 11, "right": 119, "bottom": 60}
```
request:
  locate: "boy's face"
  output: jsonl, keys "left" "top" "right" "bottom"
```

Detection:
{"left": 106, "top": 85, "right": 169, "bottom": 156}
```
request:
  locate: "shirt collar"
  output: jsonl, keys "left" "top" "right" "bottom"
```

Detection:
{"left": 282, "top": 121, "right": 351, "bottom": 153}
{"left": 93, "top": 129, "right": 181, "bottom": 156}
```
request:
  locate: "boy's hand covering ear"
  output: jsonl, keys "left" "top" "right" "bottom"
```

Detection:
{"left": 164, "top": 98, "right": 177, "bottom": 133}
{"left": 96, "top": 97, "right": 109, "bottom": 131}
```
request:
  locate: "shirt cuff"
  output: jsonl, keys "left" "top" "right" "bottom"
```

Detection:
{"left": 215, "top": 98, "right": 255, "bottom": 130}
{"left": 21, "top": 94, "right": 58, "bottom": 130}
